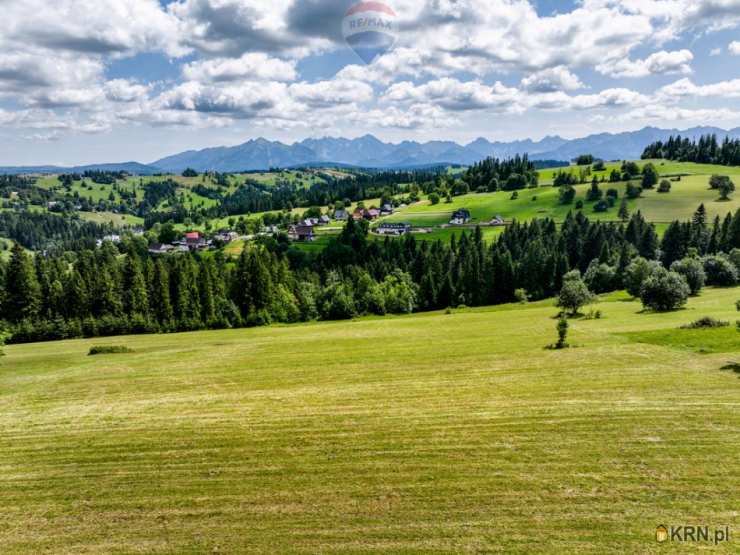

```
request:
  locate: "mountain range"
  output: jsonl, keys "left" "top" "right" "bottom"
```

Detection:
{"left": 3, "top": 126, "right": 740, "bottom": 174}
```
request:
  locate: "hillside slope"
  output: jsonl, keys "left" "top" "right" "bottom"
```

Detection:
{"left": 1, "top": 288, "right": 739, "bottom": 553}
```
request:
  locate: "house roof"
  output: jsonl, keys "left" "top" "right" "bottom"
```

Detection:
{"left": 291, "top": 224, "right": 314, "bottom": 235}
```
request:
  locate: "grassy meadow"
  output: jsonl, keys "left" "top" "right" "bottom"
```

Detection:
{"left": 386, "top": 161, "right": 740, "bottom": 229}
{"left": 1, "top": 287, "right": 739, "bottom": 553}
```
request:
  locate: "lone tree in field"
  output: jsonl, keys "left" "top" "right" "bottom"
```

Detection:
{"left": 557, "top": 270, "right": 595, "bottom": 316}
{"left": 555, "top": 316, "right": 569, "bottom": 349}
{"left": 658, "top": 179, "right": 672, "bottom": 193}
{"left": 641, "top": 163, "right": 659, "bottom": 189}
{"left": 714, "top": 176, "right": 735, "bottom": 200}
{"left": 639, "top": 268, "right": 690, "bottom": 312}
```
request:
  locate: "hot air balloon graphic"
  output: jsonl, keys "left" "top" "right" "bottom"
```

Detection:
{"left": 342, "top": 1, "right": 397, "bottom": 64}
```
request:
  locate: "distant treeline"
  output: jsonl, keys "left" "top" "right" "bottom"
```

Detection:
{"left": 2, "top": 206, "right": 739, "bottom": 344}
{"left": 642, "top": 134, "right": 740, "bottom": 166}
{"left": 0, "top": 211, "right": 113, "bottom": 251}
{"left": 463, "top": 155, "right": 539, "bottom": 192}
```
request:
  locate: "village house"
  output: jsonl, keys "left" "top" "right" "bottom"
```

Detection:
{"left": 489, "top": 215, "right": 505, "bottom": 226}
{"left": 380, "top": 203, "right": 394, "bottom": 216}
{"left": 319, "top": 215, "right": 331, "bottom": 225}
{"left": 377, "top": 222, "right": 412, "bottom": 236}
{"left": 449, "top": 208, "right": 471, "bottom": 225}
{"left": 96, "top": 234, "right": 122, "bottom": 247}
{"left": 333, "top": 209, "right": 349, "bottom": 221}
{"left": 288, "top": 224, "right": 315, "bottom": 242}
{"left": 214, "top": 230, "right": 238, "bottom": 243}
{"left": 184, "top": 231, "right": 209, "bottom": 250}
{"left": 148, "top": 243, "right": 175, "bottom": 255}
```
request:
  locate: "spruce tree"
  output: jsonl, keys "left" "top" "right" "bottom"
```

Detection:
{"left": 618, "top": 198, "right": 629, "bottom": 222}
{"left": 150, "top": 260, "right": 174, "bottom": 327}
{"left": 3, "top": 243, "right": 41, "bottom": 323}
{"left": 122, "top": 256, "right": 149, "bottom": 317}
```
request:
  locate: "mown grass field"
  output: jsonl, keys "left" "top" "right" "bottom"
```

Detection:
{"left": 1, "top": 287, "right": 739, "bottom": 553}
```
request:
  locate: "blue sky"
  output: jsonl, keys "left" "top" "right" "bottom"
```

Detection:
{"left": 0, "top": 0, "right": 739, "bottom": 165}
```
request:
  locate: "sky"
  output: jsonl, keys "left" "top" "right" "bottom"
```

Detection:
{"left": 0, "top": 0, "right": 739, "bottom": 166}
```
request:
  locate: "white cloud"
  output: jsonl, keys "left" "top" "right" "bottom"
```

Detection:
{"left": 597, "top": 50, "right": 694, "bottom": 78}
{"left": 104, "top": 80, "right": 151, "bottom": 103}
{"left": 384, "top": 79, "right": 519, "bottom": 112}
{"left": 710, "top": 47, "right": 722, "bottom": 56}
{"left": 182, "top": 53, "right": 297, "bottom": 83}
{"left": 289, "top": 79, "right": 373, "bottom": 108}
{"left": 529, "top": 88, "right": 649, "bottom": 111}
{"left": 658, "top": 77, "right": 740, "bottom": 99}
{"left": 0, "top": 0, "right": 739, "bottom": 141}
{"left": 154, "top": 81, "right": 301, "bottom": 119}
{"left": 167, "top": 0, "right": 331, "bottom": 58}
{"left": 521, "top": 67, "right": 584, "bottom": 93}
{"left": 1, "top": 0, "right": 185, "bottom": 57}
{"left": 348, "top": 104, "right": 455, "bottom": 130}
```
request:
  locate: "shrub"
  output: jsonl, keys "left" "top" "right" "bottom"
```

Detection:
{"left": 554, "top": 317, "right": 569, "bottom": 349}
{"left": 624, "top": 257, "right": 661, "bottom": 298}
{"left": 709, "top": 175, "right": 735, "bottom": 200}
{"left": 593, "top": 200, "right": 609, "bottom": 212}
{"left": 575, "top": 200, "right": 584, "bottom": 210}
{"left": 558, "top": 270, "right": 595, "bottom": 315}
{"left": 429, "top": 192, "right": 440, "bottom": 205}
{"left": 680, "top": 317, "right": 729, "bottom": 329}
{"left": 670, "top": 257, "right": 706, "bottom": 296}
{"left": 514, "top": 288, "right": 528, "bottom": 304}
{"left": 625, "top": 183, "right": 642, "bottom": 199}
{"left": 658, "top": 179, "right": 671, "bottom": 193}
{"left": 639, "top": 269, "right": 690, "bottom": 312}
{"left": 728, "top": 249, "right": 740, "bottom": 274}
{"left": 88, "top": 345, "right": 134, "bottom": 355}
{"left": 584, "top": 261, "right": 616, "bottom": 294}
{"left": 558, "top": 185, "right": 576, "bottom": 205}
{"left": 702, "top": 255, "right": 739, "bottom": 286}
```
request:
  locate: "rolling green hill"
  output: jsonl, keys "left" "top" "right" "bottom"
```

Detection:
{"left": 386, "top": 160, "right": 740, "bottom": 230}
{"left": 1, "top": 287, "right": 739, "bottom": 553}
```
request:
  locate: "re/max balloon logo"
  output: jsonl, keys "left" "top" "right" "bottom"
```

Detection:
{"left": 342, "top": 2, "right": 397, "bottom": 65}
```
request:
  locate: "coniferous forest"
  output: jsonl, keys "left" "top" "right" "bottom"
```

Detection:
{"left": 2, "top": 207, "right": 739, "bottom": 345}
{"left": 642, "top": 134, "right": 740, "bottom": 166}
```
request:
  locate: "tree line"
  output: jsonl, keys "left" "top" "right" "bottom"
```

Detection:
{"left": 2, "top": 206, "right": 739, "bottom": 344}
{"left": 463, "top": 155, "right": 539, "bottom": 192}
{"left": 642, "top": 134, "right": 740, "bottom": 166}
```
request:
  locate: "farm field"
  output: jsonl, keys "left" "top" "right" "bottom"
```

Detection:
{"left": 1, "top": 287, "right": 739, "bottom": 553}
